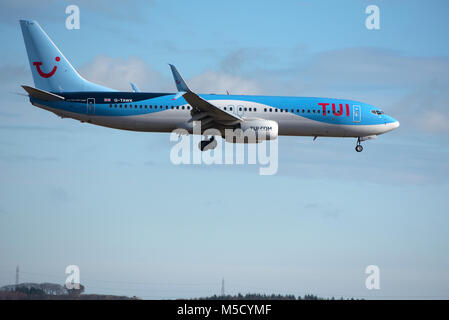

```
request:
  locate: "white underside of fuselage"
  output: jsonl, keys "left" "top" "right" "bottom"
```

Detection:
{"left": 33, "top": 101, "right": 396, "bottom": 138}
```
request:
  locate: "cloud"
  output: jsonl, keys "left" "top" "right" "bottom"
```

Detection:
{"left": 78, "top": 46, "right": 449, "bottom": 136}
{"left": 49, "top": 186, "right": 70, "bottom": 203}
{"left": 143, "top": 160, "right": 156, "bottom": 166}
{"left": 0, "top": 0, "right": 59, "bottom": 24}
{"left": 0, "top": 65, "right": 30, "bottom": 85}
{"left": 0, "top": 154, "right": 59, "bottom": 163}
{"left": 419, "top": 111, "right": 449, "bottom": 134}
{"left": 0, "top": 111, "right": 20, "bottom": 118}
{"left": 276, "top": 136, "right": 449, "bottom": 185}
{"left": 185, "top": 48, "right": 272, "bottom": 95}
{"left": 189, "top": 71, "right": 261, "bottom": 95}
{"left": 0, "top": 0, "right": 154, "bottom": 25}
{"left": 219, "top": 48, "right": 275, "bottom": 75}
{"left": 303, "top": 202, "right": 340, "bottom": 220}
{"left": 79, "top": 54, "right": 262, "bottom": 95}
{"left": 0, "top": 125, "right": 70, "bottom": 132}
{"left": 301, "top": 48, "right": 449, "bottom": 90}
{"left": 391, "top": 81, "right": 449, "bottom": 135}
{"left": 79, "top": 55, "right": 172, "bottom": 92}
{"left": 216, "top": 47, "right": 449, "bottom": 136}
{"left": 114, "top": 160, "right": 133, "bottom": 167}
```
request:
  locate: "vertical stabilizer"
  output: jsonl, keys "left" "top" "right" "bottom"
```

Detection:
{"left": 20, "top": 20, "right": 115, "bottom": 92}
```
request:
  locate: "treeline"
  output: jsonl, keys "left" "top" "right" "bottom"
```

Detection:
{"left": 197, "top": 293, "right": 351, "bottom": 300}
{"left": 0, "top": 284, "right": 137, "bottom": 300}
{"left": 0, "top": 291, "right": 137, "bottom": 300}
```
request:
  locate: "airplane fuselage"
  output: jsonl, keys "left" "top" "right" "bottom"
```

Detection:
{"left": 30, "top": 91, "right": 399, "bottom": 138}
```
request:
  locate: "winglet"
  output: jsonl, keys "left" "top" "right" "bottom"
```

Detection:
{"left": 169, "top": 64, "right": 191, "bottom": 93}
{"left": 130, "top": 82, "right": 140, "bottom": 92}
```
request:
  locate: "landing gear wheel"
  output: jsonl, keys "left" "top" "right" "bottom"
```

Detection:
{"left": 355, "top": 145, "right": 363, "bottom": 152}
{"left": 199, "top": 136, "right": 217, "bottom": 151}
{"left": 200, "top": 140, "right": 209, "bottom": 151}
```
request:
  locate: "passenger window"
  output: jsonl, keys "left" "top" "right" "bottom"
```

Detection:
{"left": 269, "top": 109, "right": 272, "bottom": 112}
{"left": 254, "top": 108, "right": 257, "bottom": 112}
{"left": 264, "top": 108, "right": 267, "bottom": 112}
{"left": 182, "top": 106, "right": 185, "bottom": 110}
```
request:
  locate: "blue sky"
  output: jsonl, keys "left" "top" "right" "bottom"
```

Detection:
{"left": 0, "top": 0, "right": 449, "bottom": 299}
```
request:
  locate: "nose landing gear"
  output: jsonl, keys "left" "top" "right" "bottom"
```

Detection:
{"left": 355, "top": 138, "right": 363, "bottom": 152}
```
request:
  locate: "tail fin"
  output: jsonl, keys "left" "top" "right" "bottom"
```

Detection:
{"left": 20, "top": 20, "right": 115, "bottom": 92}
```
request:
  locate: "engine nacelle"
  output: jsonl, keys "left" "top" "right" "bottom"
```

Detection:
{"left": 224, "top": 119, "right": 278, "bottom": 143}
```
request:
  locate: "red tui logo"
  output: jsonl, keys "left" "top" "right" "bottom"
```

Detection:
{"left": 33, "top": 56, "right": 60, "bottom": 78}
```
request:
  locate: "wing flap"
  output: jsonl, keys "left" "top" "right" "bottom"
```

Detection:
{"left": 182, "top": 91, "right": 242, "bottom": 122}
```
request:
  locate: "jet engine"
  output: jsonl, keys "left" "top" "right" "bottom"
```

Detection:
{"left": 224, "top": 119, "right": 278, "bottom": 143}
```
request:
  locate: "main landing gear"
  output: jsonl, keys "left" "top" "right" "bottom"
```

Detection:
{"left": 355, "top": 138, "right": 363, "bottom": 152}
{"left": 199, "top": 136, "right": 217, "bottom": 151}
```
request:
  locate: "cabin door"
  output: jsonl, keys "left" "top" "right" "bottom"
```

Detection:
{"left": 353, "top": 105, "right": 361, "bottom": 122}
{"left": 87, "top": 98, "right": 95, "bottom": 115}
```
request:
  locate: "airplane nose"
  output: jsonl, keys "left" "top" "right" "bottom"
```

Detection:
{"left": 384, "top": 118, "right": 399, "bottom": 133}
{"left": 391, "top": 120, "right": 400, "bottom": 129}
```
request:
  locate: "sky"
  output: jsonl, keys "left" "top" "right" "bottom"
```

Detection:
{"left": 0, "top": 0, "right": 449, "bottom": 299}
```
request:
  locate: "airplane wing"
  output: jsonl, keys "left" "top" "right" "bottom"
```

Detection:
{"left": 168, "top": 64, "right": 242, "bottom": 122}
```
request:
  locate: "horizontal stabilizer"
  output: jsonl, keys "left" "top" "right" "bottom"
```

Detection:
{"left": 22, "top": 85, "right": 65, "bottom": 101}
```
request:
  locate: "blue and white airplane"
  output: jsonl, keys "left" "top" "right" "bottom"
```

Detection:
{"left": 20, "top": 20, "right": 399, "bottom": 152}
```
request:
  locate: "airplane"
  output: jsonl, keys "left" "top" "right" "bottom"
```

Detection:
{"left": 19, "top": 20, "right": 399, "bottom": 153}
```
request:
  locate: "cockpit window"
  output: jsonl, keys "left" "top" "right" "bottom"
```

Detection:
{"left": 371, "top": 109, "right": 384, "bottom": 115}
